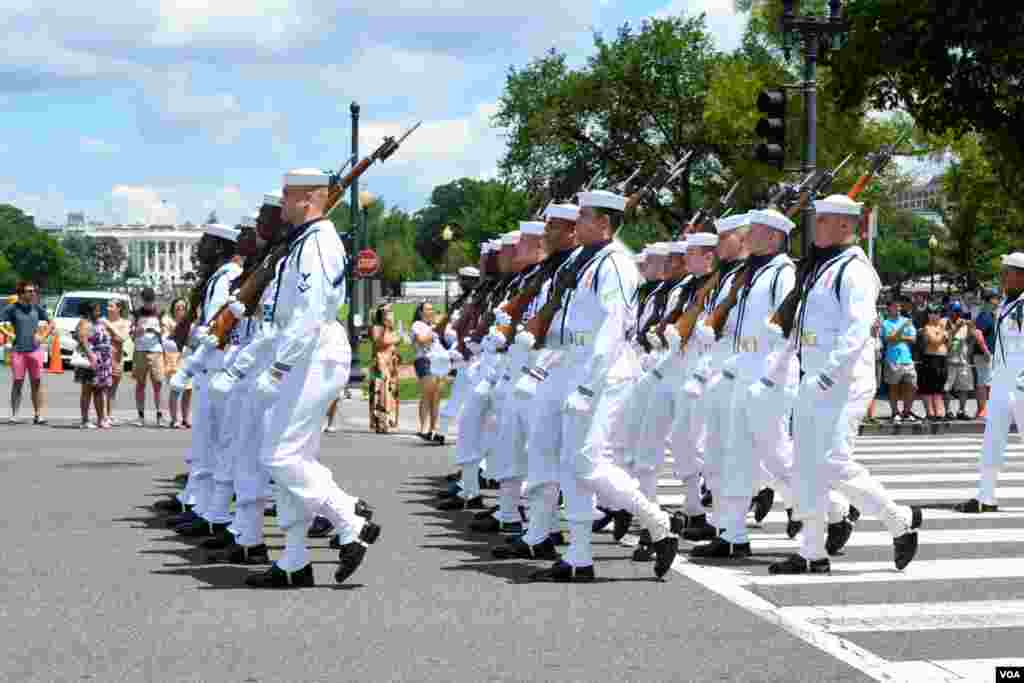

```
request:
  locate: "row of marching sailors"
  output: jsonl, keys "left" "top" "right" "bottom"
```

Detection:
{"left": 433, "top": 189, "right": 922, "bottom": 582}
{"left": 152, "top": 168, "right": 380, "bottom": 588}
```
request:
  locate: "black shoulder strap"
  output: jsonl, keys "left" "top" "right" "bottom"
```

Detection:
{"left": 771, "top": 262, "right": 795, "bottom": 308}
{"left": 833, "top": 256, "right": 857, "bottom": 302}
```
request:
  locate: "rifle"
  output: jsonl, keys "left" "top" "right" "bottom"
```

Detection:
{"left": 325, "top": 121, "right": 422, "bottom": 215}
{"left": 453, "top": 277, "right": 497, "bottom": 358}
{"left": 433, "top": 286, "right": 475, "bottom": 340}
{"left": 201, "top": 122, "right": 422, "bottom": 352}
{"left": 493, "top": 255, "right": 568, "bottom": 341}
{"left": 523, "top": 262, "right": 580, "bottom": 348}
{"left": 769, "top": 134, "right": 908, "bottom": 338}
{"left": 625, "top": 152, "right": 693, "bottom": 213}
{"left": 780, "top": 153, "right": 854, "bottom": 219}
{"left": 687, "top": 179, "right": 741, "bottom": 231}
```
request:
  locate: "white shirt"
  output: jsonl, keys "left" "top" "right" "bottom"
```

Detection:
{"left": 412, "top": 320, "right": 443, "bottom": 359}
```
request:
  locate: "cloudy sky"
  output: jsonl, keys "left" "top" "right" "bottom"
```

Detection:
{"left": 0, "top": 1, "right": 749, "bottom": 226}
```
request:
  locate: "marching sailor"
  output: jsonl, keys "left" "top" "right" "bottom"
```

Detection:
{"left": 769, "top": 194, "right": 921, "bottom": 575}
{"left": 171, "top": 224, "right": 243, "bottom": 538}
{"left": 690, "top": 209, "right": 795, "bottom": 558}
{"left": 492, "top": 203, "right": 581, "bottom": 560}
{"left": 472, "top": 221, "right": 550, "bottom": 534}
{"left": 241, "top": 168, "right": 381, "bottom": 588}
{"left": 956, "top": 252, "right": 1024, "bottom": 514}
{"left": 530, "top": 189, "right": 678, "bottom": 582}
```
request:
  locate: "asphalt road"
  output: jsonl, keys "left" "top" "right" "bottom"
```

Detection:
{"left": 2, "top": 367, "right": 1020, "bottom": 682}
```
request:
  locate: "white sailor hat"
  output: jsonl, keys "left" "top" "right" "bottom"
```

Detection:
{"left": 648, "top": 242, "right": 671, "bottom": 256}
{"left": 459, "top": 266, "right": 480, "bottom": 278}
{"left": 669, "top": 240, "right": 688, "bottom": 254}
{"left": 501, "top": 231, "right": 521, "bottom": 246}
{"left": 815, "top": 193, "right": 863, "bottom": 216}
{"left": 1001, "top": 252, "right": 1024, "bottom": 270}
{"left": 283, "top": 168, "right": 330, "bottom": 188}
{"left": 203, "top": 223, "right": 240, "bottom": 242}
{"left": 262, "top": 192, "right": 282, "bottom": 207}
{"left": 687, "top": 232, "right": 719, "bottom": 249}
{"left": 519, "top": 221, "right": 546, "bottom": 236}
{"left": 545, "top": 203, "right": 581, "bottom": 222}
{"left": 481, "top": 242, "right": 492, "bottom": 255}
{"left": 715, "top": 213, "right": 750, "bottom": 234}
{"left": 749, "top": 208, "right": 796, "bottom": 235}
{"left": 579, "top": 190, "right": 627, "bottom": 212}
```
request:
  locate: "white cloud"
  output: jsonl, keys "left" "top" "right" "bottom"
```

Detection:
{"left": 654, "top": 0, "right": 749, "bottom": 53}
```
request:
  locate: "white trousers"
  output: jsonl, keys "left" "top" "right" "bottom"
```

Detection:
{"left": 978, "top": 366, "right": 1024, "bottom": 503}
{"left": 792, "top": 379, "right": 910, "bottom": 560}
{"left": 260, "top": 357, "right": 362, "bottom": 570}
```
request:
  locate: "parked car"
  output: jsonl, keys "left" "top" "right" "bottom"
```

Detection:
{"left": 52, "top": 291, "right": 135, "bottom": 370}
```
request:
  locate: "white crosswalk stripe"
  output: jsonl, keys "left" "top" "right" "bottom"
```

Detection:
{"left": 655, "top": 434, "right": 1024, "bottom": 682}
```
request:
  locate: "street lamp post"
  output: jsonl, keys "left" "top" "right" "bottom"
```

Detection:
{"left": 929, "top": 234, "right": 938, "bottom": 297}
{"left": 441, "top": 225, "right": 454, "bottom": 313}
{"left": 347, "top": 101, "right": 363, "bottom": 388}
{"left": 780, "top": 0, "right": 850, "bottom": 257}
{"left": 359, "top": 190, "right": 376, "bottom": 327}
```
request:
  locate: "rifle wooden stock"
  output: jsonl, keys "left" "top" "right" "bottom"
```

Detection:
{"left": 524, "top": 265, "right": 578, "bottom": 348}
{"left": 706, "top": 266, "right": 750, "bottom": 339}
{"left": 674, "top": 272, "right": 720, "bottom": 349}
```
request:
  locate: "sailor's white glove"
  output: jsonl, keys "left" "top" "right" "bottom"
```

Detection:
{"left": 646, "top": 330, "right": 663, "bottom": 350}
{"left": 256, "top": 367, "right": 286, "bottom": 401}
{"left": 664, "top": 326, "right": 682, "bottom": 352}
{"left": 563, "top": 387, "right": 595, "bottom": 415}
{"left": 481, "top": 334, "right": 501, "bottom": 355}
{"left": 228, "top": 299, "right": 246, "bottom": 318}
{"left": 683, "top": 373, "right": 704, "bottom": 398}
{"left": 200, "top": 334, "right": 220, "bottom": 350}
{"left": 187, "top": 325, "right": 209, "bottom": 350}
{"left": 514, "top": 330, "right": 536, "bottom": 351}
{"left": 494, "top": 309, "right": 512, "bottom": 327}
{"left": 764, "top": 316, "right": 785, "bottom": 340}
{"left": 466, "top": 340, "right": 482, "bottom": 356}
{"left": 695, "top": 323, "right": 716, "bottom": 345}
{"left": 210, "top": 367, "right": 241, "bottom": 396}
{"left": 805, "top": 373, "right": 834, "bottom": 393}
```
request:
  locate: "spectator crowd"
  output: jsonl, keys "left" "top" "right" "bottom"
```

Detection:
{"left": 870, "top": 290, "right": 999, "bottom": 425}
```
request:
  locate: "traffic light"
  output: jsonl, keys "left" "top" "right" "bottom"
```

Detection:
{"left": 754, "top": 89, "right": 786, "bottom": 170}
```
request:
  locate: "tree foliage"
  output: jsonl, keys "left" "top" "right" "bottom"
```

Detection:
{"left": 95, "top": 236, "right": 128, "bottom": 274}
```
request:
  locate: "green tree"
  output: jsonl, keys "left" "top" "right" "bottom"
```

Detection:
{"left": 5, "top": 232, "right": 69, "bottom": 289}
{"left": 873, "top": 210, "right": 934, "bottom": 293}
{"left": 95, "top": 236, "right": 128, "bottom": 275}
{"left": 0, "top": 203, "right": 35, "bottom": 254}
{"left": 0, "top": 252, "right": 17, "bottom": 292}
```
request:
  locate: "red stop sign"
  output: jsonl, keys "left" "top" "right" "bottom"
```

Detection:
{"left": 355, "top": 248, "right": 380, "bottom": 278}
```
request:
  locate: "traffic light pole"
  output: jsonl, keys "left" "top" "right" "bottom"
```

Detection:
{"left": 801, "top": 34, "right": 817, "bottom": 259}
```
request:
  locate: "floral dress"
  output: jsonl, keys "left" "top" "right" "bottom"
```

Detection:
{"left": 74, "top": 320, "right": 113, "bottom": 388}
{"left": 369, "top": 326, "right": 401, "bottom": 433}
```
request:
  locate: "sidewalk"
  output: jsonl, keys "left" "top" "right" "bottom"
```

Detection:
{"left": 862, "top": 397, "right": 1006, "bottom": 435}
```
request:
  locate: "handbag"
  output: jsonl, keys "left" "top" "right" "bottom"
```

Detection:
{"left": 69, "top": 348, "right": 92, "bottom": 369}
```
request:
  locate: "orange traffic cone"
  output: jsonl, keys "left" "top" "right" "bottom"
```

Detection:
{"left": 48, "top": 335, "right": 63, "bottom": 374}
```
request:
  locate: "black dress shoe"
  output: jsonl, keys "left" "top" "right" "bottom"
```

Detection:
{"left": 153, "top": 497, "right": 186, "bottom": 514}
{"left": 652, "top": 536, "right": 680, "bottom": 578}
{"left": 893, "top": 530, "right": 918, "bottom": 570}
{"left": 445, "top": 470, "right": 462, "bottom": 482}
{"left": 263, "top": 505, "right": 277, "bottom": 517}
{"left": 355, "top": 499, "right": 374, "bottom": 521}
{"left": 166, "top": 509, "right": 199, "bottom": 528}
{"left": 308, "top": 515, "right": 335, "bottom": 538}
{"left": 848, "top": 505, "right": 861, "bottom": 523}
{"left": 474, "top": 505, "right": 500, "bottom": 520}
{"left": 528, "top": 561, "right": 595, "bottom": 583}
{"left": 173, "top": 473, "right": 190, "bottom": 486}
{"left": 416, "top": 432, "right": 433, "bottom": 441}
{"left": 751, "top": 488, "right": 775, "bottom": 524}
{"left": 690, "top": 537, "right": 752, "bottom": 560}
{"left": 176, "top": 519, "right": 230, "bottom": 538}
{"left": 701, "top": 490, "right": 713, "bottom": 509}
{"left": 592, "top": 507, "right": 615, "bottom": 533}
{"left": 201, "top": 528, "right": 237, "bottom": 550}
{"left": 334, "top": 523, "right": 380, "bottom": 583}
{"left": 438, "top": 495, "right": 485, "bottom": 511}
{"left": 911, "top": 506, "right": 923, "bottom": 530}
{"left": 953, "top": 498, "right": 998, "bottom": 513}
{"left": 246, "top": 563, "right": 314, "bottom": 588}
{"left": 682, "top": 518, "right": 719, "bottom": 542}
{"left": 612, "top": 510, "right": 633, "bottom": 542}
{"left": 825, "top": 519, "right": 854, "bottom": 555}
{"left": 469, "top": 516, "right": 523, "bottom": 534}
{"left": 209, "top": 543, "right": 269, "bottom": 564}
{"left": 492, "top": 537, "right": 559, "bottom": 560}
{"left": 632, "top": 530, "right": 654, "bottom": 561}
{"left": 669, "top": 512, "right": 706, "bottom": 534}
{"left": 433, "top": 433, "right": 445, "bottom": 446}
{"left": 786, "top": 508, "right": 803, "bottom": 539}
{"left": 547, "top": 531, "right": 568, "bottom": 546}
{"left": 769, "top": 554, "right": 830, "bottom": 575}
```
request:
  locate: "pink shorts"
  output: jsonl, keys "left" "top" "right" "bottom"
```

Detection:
{"left": 11, "top": 349, "right": 45, "bottom": 382}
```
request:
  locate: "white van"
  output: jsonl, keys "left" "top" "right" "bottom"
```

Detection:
{"left": 52, "top": 291, "right": 135, "bottom": 369}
